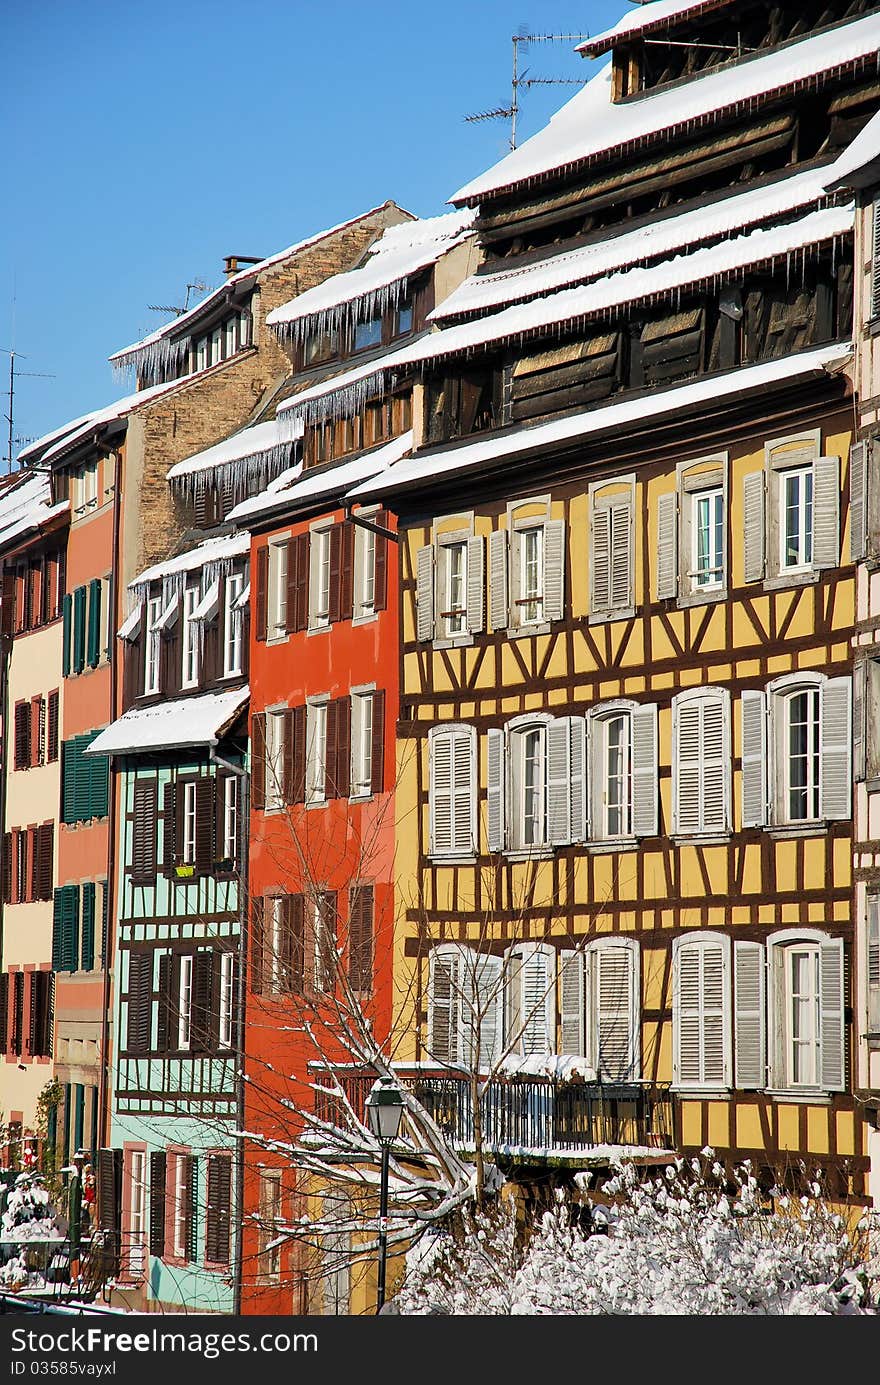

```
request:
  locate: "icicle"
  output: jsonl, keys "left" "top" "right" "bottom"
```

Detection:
{"left": 284, "top": 370, "right": 388, "bottom": 428}
{"left": 110, "top": 334, "right": 190, "bottom": 388}
{"left": 169, "top": 443, "right": 295, "bottom": 505}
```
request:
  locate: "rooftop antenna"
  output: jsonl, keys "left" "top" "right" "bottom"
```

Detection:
{"left": 146, "top": 279, "right": 213, "bottom": 318}
{"left": 1, "top": 348, "right": 55, "bottom": 472}
{"left": 466, "top": 29, "right": 590, "bottom": 150}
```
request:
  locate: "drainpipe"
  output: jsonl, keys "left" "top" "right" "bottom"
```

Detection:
{"left": 209, "top": 741, "right": 249, "bottom": 1315}
{"left": 0, "top": 567, "right": 11, "bottom": 1103}
{"left": 98, "top": 450, "right": 122, "bottom": 1153}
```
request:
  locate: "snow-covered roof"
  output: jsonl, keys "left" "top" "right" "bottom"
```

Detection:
{"left": 85, "top": 686, "right": 249, "bottom": 757}
{"left": 824, "top": 110, "right": 880, "bottom": 191}
{"left": 452, "top": 12, "right": 880, "bottom": 204}
{"left": 17, "top": 410, "right": 103, "bottom": 465}
{"left": 266, "top": 210, "right": 475, "bottom": 340}
{"left": 350, "top": 343, "right": 851, "bottom": 500}
{"left": 37, "top": 376, "right": 201, "bottom": 467}
{"left": 577, "top": 0, "right": 733, "bottom": 57}
{"left": 435, "top": 165, "right": 842, "bottom": 322}
{"left": 228, "top": 429, "right": 412, "bottom": 525}
{"left": 165, "top": 417, "right": 303, "bottom": 484}
{"left": 130, "top": 532, "right": 251, "bottom": 590}
{"left": 275, "top": 354, "right": 396, "bottom": 427}
{"left": 0, "top": 472, "right": 69, "bottom": 553}
{"left": 109, "top": 202, "right": 410, "bottom": 377}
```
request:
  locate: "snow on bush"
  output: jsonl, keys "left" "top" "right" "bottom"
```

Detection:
{"left": 1, "top": 1173, "right": 62, "bottom": 1243}
{"left": 396, "top": 1152, "right": 876, "bottom": 1316}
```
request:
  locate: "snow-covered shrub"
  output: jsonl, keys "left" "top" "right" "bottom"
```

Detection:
{"left": 1, "top": 1172, "right": 63, "bottom": 1242}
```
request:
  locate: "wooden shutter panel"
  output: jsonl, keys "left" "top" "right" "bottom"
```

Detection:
{"left": 62, "top": 593, "right": 72, "bottom": 676}
{"left": 373, "top": 512, "right": 388, "bottom": 613}
{"left": 609, "top": 503, "right": 632, "bottom": 611}
{"left": 675, "top": 939, "right": 727, "bottom": 1087}
{"left": 591, "top": 506, "right": 611, "bottom": 612}
{"left": 742, "top": 471, "right": 765, "bottom": 582}
{"left": 97, "top": 1148, "right": 122, "bottom": 1270}
{"left": 286, "top": 893, "right": 306, "bottom": 994}
{"left": 812, "top": 455, "right": 840, "bottom": 569}
{"left": 850, "top": 441, "right": 868, "bottom": 562}
{"left": 338, "top": 515, "right": 355, "bottom": 621}
{"left": 416, "top": 545, "right": 434, "bottom": 641}
{"left": 294, "top": 534, "right": 310, "bottom": 632}
{"left": 348, "top": 884, "right": 373, "bottom": 993}
{"left": 543, "top": 519, "right": 565, "bottom": 623}
{"left": 674, "top": 942, "right": 702, "bottom": 1086}
{"left": 194, "top": 778, "right": 215, "bottom": 873}
{"left": 47, "top": 690, "right": 59, "bottom": 763}
{"left": 734, "top": 940, "right": 765, "bottom": 1089}
{"left": 1, "top": 832, "right": 10, "bottom": 905}
{"left": 853, "top": 659, "right": 867, "bottom": 784}
{"left": 87, "top": 578, "right": 101, "bottom": 668}
{"left": 324, "top": 700, "right": 339, "bottom": 799}
{"left": 740, "top": 689, "right": 767, "bottom": 828}
{"left": 568, "top": 717, "right": 586, "bottom": 843}
{"left": 251, "top": 713, "right": 266, "bottom": 812}
{"left": 328, "top": 523, "right": 344, "bottom": 624}
{"left": 428, "top": 950, "right": 460, "bottom": 1065}
{"left": 867, "top": 896, "right": 880, "bottom": 1034}
{"left": 250, "top": 898, "right": 265, "bottom": 997}
{"left": 206, "top": 1154, "right": 231, "bottom": 1264}
{"left": 62, "top": 886, "right": 80, "bottom": 972}
{"left": 369, "top": 690, "right": 384, "bottom": 795}
{"left": 594, "top": 943, "right": 637, "bottom": 1080}
{"left": 0, "top": 973, "right": 8, "bottom": 1053}
{"left": 37, "top": 823, "right": 53, "bottom": 901}
{"left": 132, "top": 780, "right": 158, "bottom": 883}
{"left": 821, "top": 676, "right": 852, "bottom": 821}
{"left": 459, "top": 952, "right": 503, "bottom": 1069}
{"left": 547, "top": 717, "right": 572, "bottom": 846}
{"left": 559, "top": 951, "right": 586, "bottom": 1058}
{"left": 255, "top": 546, "right": 269, "bottom": 642}
{"left": 14, "top": 700, "right": 30, "bottom": 770}
{"left": 514, "top": 945, "right": 555, "bottom": 1056}
{"left": 51, "top": 889, "right": 64, "bottom": 969}
{"left": 630, "top": 703, "right": 658, "bottom": 837}
{"left": 191, "top": 950, "right": 215, "bottom": 1052}
{"left": 465, "top": 534, "right": 484, "bottom": 633}
{"left": 149, "top": 1152, "right": 166, "bottom": 1256}
{"left": 156, "top": 953, "right": 172, "bottom": 1052}
{"left": 486, "top": 727, "right": 505, "bottom": 854}
{"left": 489, "top": 529, "right": 508, "bottom": 633}
{"left": 127, "top": 951, "right": 151, "bottom": 1053}
{"left": 80, "top": 881, "right": 96, "bottom": 971}
{"left": 819, "top": 936, "right": 845, "bottom": 1091}
{"left": 185, "top": 1155, "right": 198, "bottom": 1263}
{"left": 673, "top": 693, "right": 727, "bottom": 835}
{"left": 72, "top": 585, "right": 86, "bottom": 673}
{"left": 286, "top": 704, "right": 306, "bottom": 804}
{"left": 656, "top": 490, "right": 678, "bottom": 599}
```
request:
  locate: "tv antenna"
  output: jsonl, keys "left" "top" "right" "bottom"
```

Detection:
{"left": 465, "top": 30, "right": 590, "bottom": 150}
{"left": 1, "top": 348, "right": 56, "bottom": 472}
{"left": 147, "top": 279, "right": 212, "bottom": 318}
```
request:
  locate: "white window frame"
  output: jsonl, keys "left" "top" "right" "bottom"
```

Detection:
{"left": 267, "top": 538, "right": 289, "bottom": 640}
{"left": 196, "top": 337, "right": 208, "bottom": 372}
{"left": 177, "top": 955, "right": 193, "bottom": 1050}
{"left": 306, "top": 697, "right": 329, "bottom": 805}
{"left": 181, "top": 583, "right": 200, "bottom": 689}
{"left": 309, "top": 525, "right": 332, "bottom": 631}
{"left": 779, "top": 463, "right": 814, "bottom": 573}
{"left": 223, "top": 315, "right": 237, "bottom": 359}
{"left": 264, "top": 708, "right": 286, "bottom": 812}
{"left": 770, "top": 673, "right": 823, "bottom": 827}
{"left": 128, "top": 1148, "right": 146, "bottom": 1278}
{"left": 441, "top": 538, "right": 469, "bottom": 638}
{"left": 223, "top": 572, "right": 245, "bottom": 676}
{"left": 143, "top": 595, "right": 163, "bottom": 696}
{"left": 350, "top": 689, "right": 374, "bottom": 800}
{"left": 222, "top": 776, "right": 238, "bottom": 861}
{"left": 258, "top": 1171, "right": 282, "bottom": 1282}
{"left": 766, "top": 928, "right": 845, "bottom": 1094}
{"left": 353, "top": 513, "right": 377, "bottom": 622}
{"left": 218, "top": 951, "right": 234, "bottom": 1049}
{"left": 589, "top": 704, "right": 634, "bottom": 843}
{"left": 182, "top": 781, "right": 197, "bottom": 864}
{"left": 507, "top": 498, "right": 552, "bottom": 634}
{"left": 761, "top": 430, "right": 838, "bottom": 587}
{"left": 210, "top": 327, "right": 222, "bottom": 366}
{"left": 506, "top": 714, "right": 552, "bottom": 853}
{"left": 173, "top": 1153, "right": 189, "bottom": 1258}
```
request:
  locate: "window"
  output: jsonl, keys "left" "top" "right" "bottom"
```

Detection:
{"left": 783, "top": 686, "right": 820, "bottom": 821}
{"left": 181, "top": 584, "right": 200, "bottom": 687}
{"left": 306, "top": 700, "right": 328, "bottom": 804}
{"left": 514, "top": 723, "right": 545, "bottom": 849}
{"left": 309, "top": 528, "right": 331, "bottom": 630}
{"left": 517, "top": 527, "right": 543, "bottom": 625}
{"left": 258, "top": 1171, "right": 282, "bottom": 1281}
{"left": 265, "top": 710, "right": 286, "bottom": 811}
{"left": 558, "top": 938, "right": 640, "bottom": 1080}
{"left": 350, "top": 691, "right": 374, "bottom": 799}
{"left": 172, "top": 1154, "right": 191, "bottom": 1259}
{"left": 742, "top": 675, "right": 852, "bottom": 829}
{"left": 658, "top": 458, "right": 728, "bottom": 603}
{"left": 487, "top": 715, "right": 592, "bottom": 853}
{"left": 505, "top": 943, "right": 556, "bottom": 1058}
{"left": 305, "top": 330, "right": 338, "bottom": 367}
{"left": 144, "top": 595, "right": 162, "bottom": 695}
{"left": 673, "top": 934, "right": 730, "bottom": 1090}
{"left": 181, "top": 782, "right": 197, "bottom": 864}
{"left": 353, "top": 521, "right": 376, "bottom": 620}
{"left": 590, "top": 479, "right": 634, "bottom": 619}
{"left": 353, "top": 315, "right": 382, "bottom": 352}
{"left": 218, "top": 953, "right": 235, "bottom": 1049}
{"left": 744, "top": 436, "right": 840, "bottom": 584}
{"left": 871, "top": 197, "right": 880, "bottom": 321}
{"left": 441, "top": 541, "right": 467, "bottom": 637}
{"left": 395, "top": 301, "right": 413, "bottom": 337}
{"left": 72, "top": 461, "right": 99, "bottom": 515}
{"left": 507, "top": 506, "right": 565, "bottom": 632}
{"left": 223, "top": 572, "right": 244, "bottom": 675}
{"left": 416, "top": 525, "right": 484, "bottom": 642}
{"left": 780, "top": 465, "right": 813, "bottom": 571}
{"left": 177, "top": 956, "right": 193, "bottom": 1050}
{"left": 210, "top": 328, "right": 222, "bottom": 366}
{"left": 63, "top": 579, "right": 105, "bottom": 677}
{"left": 867, "top": 895, "right": 880, "bottom": 1037}
{"left": 267, "top": 540, "right": 289, "bottom": 639}
{"left": 268, "top": 896, "right": 286, "bottom": 994}
{"left": 672, "top": 688, "right": 730, "bottom": 836}
{"left": 127, "top": 1149, "right": 147, "bottom": 1279}
{"left": 767, "top": 931, "right": 845, "bottom": 1092}
{"left": 692, "top": 486, "right": 724, "bottom": 589}
{"left": 427, "top": 944, "right": 503, "bottom": 1068}
{"left": 224, "top": 316, "right": 236, "bottom": 358}
{"left": 592, "top": 711, "right": 631, "bottom": 840}
{"left": 429, "top": 725, "right": 476, "bottom": 857}
{"left": 222, "top": 777, "right": 238, "bottom": 864}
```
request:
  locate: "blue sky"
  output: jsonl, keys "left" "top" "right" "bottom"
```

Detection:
{"left": 0, "top": 1, "right": 625, "bottom": 457}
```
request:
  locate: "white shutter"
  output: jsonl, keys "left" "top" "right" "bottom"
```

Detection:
{"left": 594, "top": 942, "right": 637, "bottom": 1080}
{"left": 734, "top": 940, "right": 766, "bottom": 1089}
{"left": 452, "top": 728, "right": 476, "bottom": 854}
{"left": 740, "top": 689, "right": 767, "bottom": 828}
{"left": 416, "top": 546, "right": 434, "bottom": 641}
{"left": 461, "top": 952, "right": 504, "bottom": 1071}
{"left": 559, "top": 950, "right": 587, "bottom": 1058}
{"left": 486, "top": 728, "right": 505, "bottom": 854}
{"left": 868, "top": 896, "right": 880, "bottom": 1033}
{"left": 610, "top": 502, "right": 632, "bottom": 611}
{"left": 466, "top": 535, "right": 485, "bottom": 634}
{"left": 812, "top": 456, "right": 840, "bottom": 569}
{"left": 656, "top": 491, "right": 678, "bottom": 600}
{"left": 850, "top": 441, "right": 867, "bottom": 562}
{"left": 699, "top": 692, "right": 728, "bottom": 833}
{"left": 590, "top": 506, "right": 611, "bottom": 613}
{"left": 819, "top": 936, "right": 845, "bottom": 1091}
{"left": 543, "top": 519, "right": 565, "bottom": 623}
{"left": 489, "top": 529, "right": 508, "bottom": 633}
{"left": 674, "top": 942, "right": 703, "bottom": 1087}
{"left": 430, "top": 728, "right": 474, "bottom": 855}
{"left": 673, "top": 696, "right": 702, "bottom": 835}
{"left": 429, "top": 730, "right": 453, "bottom": 854}
{"left": 428, "top": 949, "right": 461, "bottom": 1065}
{"left": 743, "top": 471, "right": 765, "bottom": 583}
{"left": 569, "top": 716, "right": 587, "bottom": 843}
{"left": 547, "top": 717, "right": 572, "bottom": 846}
{"left": 872, "top": 198, "right": 880, "bottom": 319}
{"left": 853, "top": 659, "right": 867, "bottom": 784}
{"left": 631, "top": 703, "right": 658, "bottom": 837}
{"left": 516, "top": 945, "right": 556, "bottom": 1056}
{"left": 673, "top": 939, "right": 728, "bottom": 1088}
{"left": 820, "top": 676, "right": 851, "bottom": 821}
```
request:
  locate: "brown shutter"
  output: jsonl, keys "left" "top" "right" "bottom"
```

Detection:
{"left": 370, "top": 689, "right": 385, "bottom": 794}
{"left": 149, "top": 1152, "right": 166, "bottom": 1256}
{"left": 288, "top": 705, "right": 306, "bottom": 804}
{"left": 126, "top": 952, "right": 152, "bottom": 1054}
{"left": 348, "top": 884, "right": 374, "bottom": 993}
{"left": 374, "top": 510, "right": 389, "bottom": 611}
{"left": 2, "top": 833, "right": 11, "bottom": 904}
{"left": 335, "top": 697, "right": 351, "bottom": 800}
{"left": 131, "top": 780, "right": 158, "bottom": 884}
{"left": 328, "top": 523, "right": 343, "bottom": 624}
{"left": 28, "top": 827, "right": 38, "bottom": 903}
{"left": 122, "top": 637, "right": 140, "bottom": 709}
{"left": 340, "top": 519, "right": 355, "bottom": 620}
{"left": 250, "top": 897, "right": 265, "bottom": 996}
{"left": 37, "top": 822, "right": 53, "bottom": 901}
{"left": 14, "top": 701, "right": 30, "bottom": 770}
{"left": 31, "top": 696, "right": 43, "bottom": 766}
{"left": 185, "top": 1155, "right": 198, "bottom": 1263}
{"left": 286, "top": 537, "right": 303, "bottom": 635}
{"left": 318, "top": 891, "right": 338, "bottom": 994}
{"left": 206, "top": 1154, "right": 231, "bottom": 1265}
{"left": 194, "top": 778, "right": 215, "bottom": 874}
{"left": 0, "top": 973, "right": 8, "bottom": 1053}
{"left": 156, "top": 953, "right": 172, "bottom": 1052}
{"left": 47, "top": 691, "right": 59, "bottom": 763}
{"left": 0, "top": 568, "right": 14, "bottom": 638}
{"left": 191, "top": 950, "right": 215, "bottom": 1052}
{"left": 255, "top": 545, "right": 269, "bottom": 642}
{"left": 162, "top": 782, "right": 177, "bottom": 876}
{"left": 288, "top": 894, "right": 306, "bottom": 994}
{"left": 251, "top": 713, "right": 266, "bottom": 812}
{"left": 294, "top": 535, "right": 309, "bottom": 633}
{"left": 97, "top": 1148, "right": 122, "bottom": 1273}
{"left": 324, "top": 699, "right": 339, "bottom": 799}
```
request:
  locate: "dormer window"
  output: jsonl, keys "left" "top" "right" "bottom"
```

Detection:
{"left": 353, "top": 316, "right": 382, "bottom": 353}
{"left": 72, "top": 460, "right": 99, "bottom": 515}
{"left": 394, "top": 300, "right": 413, "bottom": 338}
{"left": 305, "top": 330, "right": 338, "bottom": 367}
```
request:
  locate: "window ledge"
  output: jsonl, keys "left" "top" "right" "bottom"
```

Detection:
{"left": 766, "top": 1089, "right": 833, "bottom": 1105}
{"left": 767, "top": 822, "right": 828, "bottom": 840}
{"left": 433, "top": 634, "right": 474, "bottom": 650}
{"left": 763, "top": 570, "right": 820, "bottom": 592}
{"left": 676, "top": 588, "right": 727, "bottom": 610}
{"left": 428, "top": 854, "right": 477, "bottom": 866}
{"left": 266, "top": 632, "right": 288, "bottom": 647}
{"left": 671, "top": 833, "right": 731, "bottom": 847}
{"left": 507, "top": 621, "right": 550, "bottom": 640}
{"left": 349, "top": 792, "right": 374, "bottom": 804}
{"left": 307, "top": 623, "right": 331, "bottom": 637}
{"left": 503, "top": 847, "right": 555, "bottom": 863}
{"left": 306, "top": 798, "right": 328, "bottom": 811}
{"left": 588, "top": 608, "right": 635, "bottom": 625}
{"left": 352, "top": 611, "right": 378, "bottom": 628}
{"left": 671, "top": 1086, "right": 731, "bottom": 1099}
{"left": 584, "top": 839, "right": 639, "bottom": 854}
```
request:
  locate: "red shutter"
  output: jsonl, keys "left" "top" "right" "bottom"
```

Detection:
{"left": 348, "top": 885, "right": 374, "bottom": 993}
{"left": 251, "top": 713, "right": 266, "bottom": 811}
{"left": 340, "top": 520, "right": 355, "bottom": 621}
{"left": 31, "top": 696, "right": 43, "bottom": 766}
{"left": 1, "top": 833, "right": 11, "bottom": 904}
{"left": 255, "top": 546, "right": 269, "bottom": 642}
{"left": 335, "top": 697, "right": 351, "bottom": 800}
{"left": 250, "top": 897, "right": 265, "bottom": 996}
{"left": 0, "top": 568, "right": 14, "bottom": 639}
{"left": 370, "top": 689, "right": 385, "bottom": 795}
{"left": 373, "top": 510, "right": 389, "bottom": 611}
{"left": 328, "top": 523, "right": 343, "bottom": 624}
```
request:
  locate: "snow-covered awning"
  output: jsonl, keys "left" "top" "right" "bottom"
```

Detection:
{"left": 435, "top": 165, "right": 843, "bottom": 323}
{"left": 233, "top": 582, "right": 250, "bottom": 611}
{"left": 349, "top": 343, "right": 851, "bottom": 500}
{"left": 228, "top": 430, "right": 412, "bottom": 525}
{"left": 266, "top": 211, "right": 474, "bottom": 342}
{"left": 191, "top": 579, "right": 220, "bottom": 623}
{"left": 452, "top": 12, "right": 880, "bottom": 204}
{"left": 130, "top": 533, "right": 251, "bottom": 591}
{"left": 154, "top": 592, "right": 180, "bottom": 632}
{"left": 85, "top": 686, "right": 250, "bottom": 757}
{"left": 577, "top": 0, "right": 732, "bottom": 57}
{"left": 165, "top": 417, "right": 302, "bottom": 491}
{"left": 117, "top": 602, "right": 143, "bottom": 642}
{"left": 824, "top": 109, "right": 880, "bottom": 191}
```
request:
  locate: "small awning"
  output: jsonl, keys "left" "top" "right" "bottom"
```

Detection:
{"left": 233, "top": 581, "right": 250, "bottom": 612}
{"left": 191, "top": 579, "right": 220, "bottom": 623}
{"left": 155, "top": 592, "right": 180, "bottom": 632}
{"left": 118, "top": 602, "right": 143, "bottom": 642}
{"left": 85, "top": 686, "right": 249, "bottom": 757}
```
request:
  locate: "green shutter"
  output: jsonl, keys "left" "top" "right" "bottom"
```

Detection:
{"left": 62, "top": 594, "right": 72, "bottom": 677}
{"left": 73, "top": 586, "right": 86, "bottom": 674}
{"left": 87, "top": 579, "right": 101, "bottom": 669}
{"left": 80, "top": 883, "right": 96, "bottom": 971}
{"left": 61, "top": 886, "right": 80, "bottom": 972}
{"left": 87, "top": 734, "right": 109, "bottom": 819}
{"left": 52, "top": 889, "right": 65, "bottom": 969}
{"left": 73, "top": 1084, "right": 85, "bottom": 1153}
{"left": 61, "top": 741, "right": 76, "bottom": 824}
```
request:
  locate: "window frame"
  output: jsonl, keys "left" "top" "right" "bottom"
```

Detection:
{"left": 218, "top": 951, "right": 235, "bottom": 1050}
{"left": 306, "top": 696, "right": 329, "bottom": 806}
{"left": 267, "top": 537, "right": 289, "bottom": 641}
{"left": 349, "top": 688, "right": 375, "bottom": 800}
{"left": 177, "top": 955, "right": 193, "bottom": 1051}
{"left": 352, "top": 510, "right": 377, "bottom": 623}
{"left": 506, "top": 713, "right": 553, "bottom": 854}
{"left": 770, "top": 673, "right": 823, "bottom": 828}
{"left": 181, "top": 582, "right": 201, "bottom": 689}
{"left": 308, "top": 523, "right": 332, "bottom": 632}
{"left": 143, "top": 595, "right": 163, "bottom": 696}
{"left": 223, "top": 571, "right": 245, "bottom": 676}
{"left": 264, "top": 707, "right": 286, "bottom": 813}
{"left": 507, "top": 497, "right": 552, "bottom": 635}
{"left": 766, "top": 927, "right": 845, "bottom": 1095}
{"left": 589, "top": 703, "right": 634, "bottom": 843}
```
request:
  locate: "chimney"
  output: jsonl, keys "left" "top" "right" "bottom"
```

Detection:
{"left": 223, "top": 254, "right": 263, "bottom": 279}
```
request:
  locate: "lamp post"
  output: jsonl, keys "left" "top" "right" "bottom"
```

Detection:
{"left": 364, "top": 1075, "right": 404, "bottom": 1313}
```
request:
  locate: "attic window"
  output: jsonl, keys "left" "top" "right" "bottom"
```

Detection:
{"left": 353, "top": 316, "right": 383, "bottom": 353}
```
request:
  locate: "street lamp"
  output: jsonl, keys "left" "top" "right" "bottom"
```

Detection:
{"left": 365, "top": 1075, "right": 405, "bottom": 1313}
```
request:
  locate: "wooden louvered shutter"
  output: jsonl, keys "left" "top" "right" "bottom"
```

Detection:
{"left": 149, "top": 1152, "right": 166, "bottom": 1256}
{"left": 542, "top": 519, "right": 565, "bottom": 623}
{"left": 127, "top": 951, "right": 152, "bottom": 1054}
{"left": 486, "top": 727, "right": 505, "bottom": 854}
{"left": 734, "top": 940, "right": 765, "bottom": 1089}
{"left": 80, "top": 882, "right": 96, "bottom": 971}
{"left": 162, "top": 781, "right": 178, "bottom": 875}
{"left": 324, "top": 699, "right": 339, "bottom": 799}
{"left": 250, "top": 898, "right": 265, "bottom": 997}
{"left": 1, "top": 833, "right": 10, "bottom": 905}
{"left": 850, "top": 441, "right": 868, "bottom": 562}
{"left": 285, "top": 894, "right": 305, "bottom": 994}
{"left": 255, "top": 546, "right": 269, "bottom": 641}
{"left": 488, "top": 529, "right": 508, "bottom": 633}
{"left": 194, "top": 778, "right": 215, "bottom": 874}
{"left": 872, "top": 197, "right": 880, "bottom": 319}
{"left": 559, "top": 951, "right": 586, "bottom": 1058}
{"left": 820, "top": 937, "right": 845, "bottom": 1091}
{"left": 87, "top": 578, "right": 101, "bottom": 668}
{"left": 812, "top": 456, "right": 840, "bottom": 569}
{"left": 512, "top": 945, "right": 555, "bottom": 1057}
{"left": 740, "top": 689, "right": 767, "bottom": 828}
{"left": 0, "top": 973, "right": 8, "bottom": 1053}
{"left": 51, "top": 889, "right": 64, "bottom": 969}
{"left": 47, "top": 690, "right": 59, "bottom": 763}
{"left": 673, "top": 692, "right": 728, "bottom": 835}
{"left": 428, "top": 950, "right": 460, "bottom": 1065}
{"left": 348, "top": 884, "right": 373, "bottom": 993}
{"left": 185, "top": 1155, "right": 198, "bottom": 1263}
{"left": 191, "top": 950, "right": 215, "bottom": 1052}
{"left": 631, "top": 703, "right": 658, "bottom": 837}
{"left": 369, "top": 690, "right": 384, "bottom": 795}
{"left": 547, "top": 717, "right": 573, "bottom": 847}
{"left": 206, "top": 1155, "right": 231, "bottom": 1264}
{"left": 591, "top": 506, "right": 611, "bottom": 613}
{"left": 373, "top": 512, "right": 388, "bottom": 612}
{"left": 339, "top": 515, "right": 355, "bottom": 620}
{"left": 854, "top": 659, "right": 867, "bottom": 784}
{"left": 594, "top": 943, "right": 637, "bottom": 1080}
{"left": 156, "top": 953, "right": 172, "bottom": 1053}
{"left": 73, "top": 585, "right": 86, "bottom": 673}
{"left": 61, "top": 886, "right": 80, "bottom": 973}
{"left": 62, "top": 593, "right": 72, "bottom": 676}
{"left": 251, "top": 713, "right": 266, "bottom": 812}
{"left": 97, "top": 1148, "right": 122, "bottom": 1271}
{"left": 29, "top": 971, "right": 51, "bottom": 1057}
{"left": 610, "top": 502, "right": 632, "bottom": 611}
{"left": 674, "top": 939, "right": 727, "bottom": 1088}
{"left": 656, "top": 491, "right": 678, "bottom": 599}
{"left": 431, "top": 728, "right": 474, "bottom": 856}
{"left": 14, "top": 701, "right": 30, "bottom": 770}
{"left": 328, "top": 523, "right": 343, "bottom": 625}
{"left": 868, "top": 896, "right": 880, "bottom": 1035}
{"left": 416, "top": 545, "right": 434, "bottom": 641}
{"left": 294, "top": 534, "right": 310, "bottom": 633}
{"left": 132, "top": 780, "right": 158, "bottom": 883}
{"left": 35, "top": 822, "right": 52, "bottom": 901}
{"left": 287, "top": 705, "right": 306, "bottom": 804}
{"left": 743, "top": 471, "right": 765, "bottom": 582}
{"left": 820, "top": 676, "right": 851, "bottom": 821}
{"left": 465, "top": 534, "right": 484, "bottom": 633}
